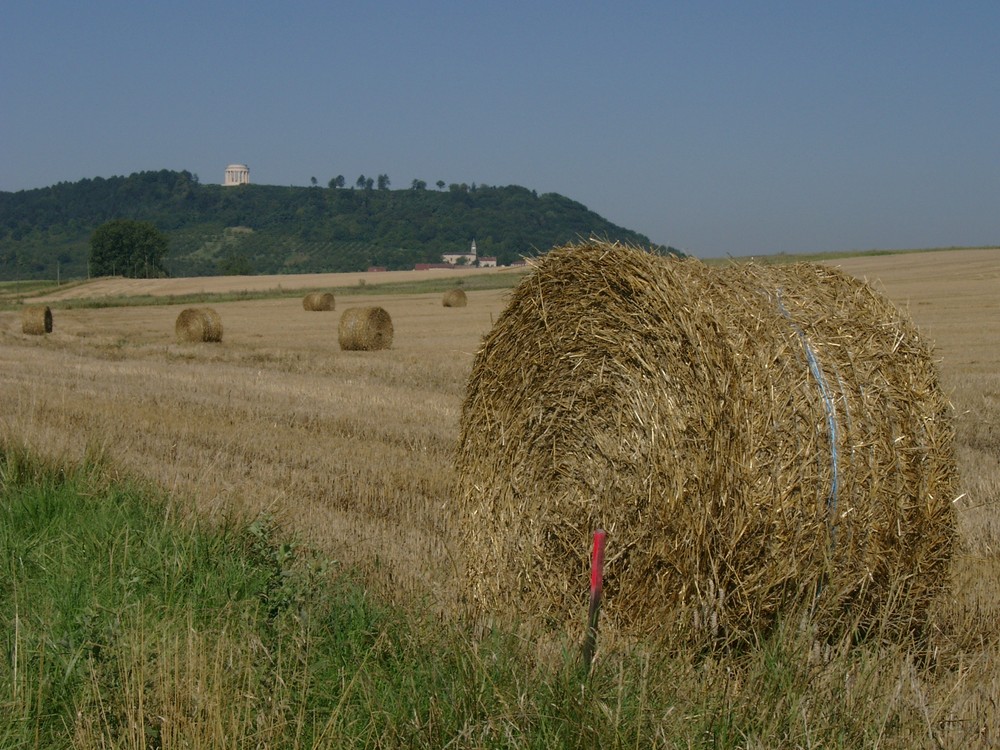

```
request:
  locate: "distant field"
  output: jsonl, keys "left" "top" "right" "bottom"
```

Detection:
{"left": 2, "top": 284, "right": 514, "bottom": 611}
{"left": 25, "top": 264, "right": 524, "bottom": 303}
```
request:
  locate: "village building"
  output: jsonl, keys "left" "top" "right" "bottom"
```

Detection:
{"left": 442, "top": 239, "right": 479, "bottom": 265}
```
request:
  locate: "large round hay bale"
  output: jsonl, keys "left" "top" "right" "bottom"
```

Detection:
{"left": 175, "top": 307, "right": 223, "bottom": 343}
{"left": 442, "top": 288, "right": 468, "bottom": 307}
{"left": 303, "top": 291, "right": 336, "bottom": 311}
{"left": 338, "top": 306, "right": 393, "bottom": 351}
{"left": 22, "top": 305, "right": 53, "bottom": 335}
{"left": 454, "top": 240, "right": 957, "bottom": 646}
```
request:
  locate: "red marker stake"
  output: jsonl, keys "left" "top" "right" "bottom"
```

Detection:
{"left": 582, "top": 529, "right": 607, "bottom": 672}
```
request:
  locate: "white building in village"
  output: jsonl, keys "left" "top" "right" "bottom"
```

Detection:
{"left": 442, "top": 239, "right": 478, "bottom": 265}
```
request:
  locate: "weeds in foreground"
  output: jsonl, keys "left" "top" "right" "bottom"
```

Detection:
{"left": 1, "top": 447, "right": 997, "bottom": 748}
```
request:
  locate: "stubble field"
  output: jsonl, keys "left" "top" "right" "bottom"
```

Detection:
{"left": 3, "top": 251, "right": 999, "bottom": 607}
{"left": 2, "top": 248, "right": 999, "bottom": 743}
{"left": 1, "top": 284, "right": 507, "bottom": 611}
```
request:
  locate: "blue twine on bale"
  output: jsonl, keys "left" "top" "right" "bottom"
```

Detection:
{"left": 776, "top": 292, "right": 840, "bottom": 546}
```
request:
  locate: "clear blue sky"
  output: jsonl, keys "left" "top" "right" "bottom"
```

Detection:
{"left": 2, "top": 1, "right": 997, "bottom": 257}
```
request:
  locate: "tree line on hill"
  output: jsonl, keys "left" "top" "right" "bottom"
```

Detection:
{"left": 0, "top": 169, "right": 679, "bottom": 281}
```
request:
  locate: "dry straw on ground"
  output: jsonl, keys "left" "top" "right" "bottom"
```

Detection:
{"left": 21, "top": 305, "right": 53, "bottom": 335}
{"left": 454, "top": 240, "right": 958, "bottom": 646}
{"left": 175, "top": 307, "right": 223, "bottom": 343}
{"left": 442, "top": 288, "right": 468, "bottom": 307}
{"left": 303, "top": 291, "right": 336, "bottom": 311}
{"left": 338, "top": 306, "right": 393, "bottom": 351}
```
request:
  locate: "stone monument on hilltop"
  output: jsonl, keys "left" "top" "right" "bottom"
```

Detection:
{"left": 224, "top": 164, "right": 250, "bottom": 186}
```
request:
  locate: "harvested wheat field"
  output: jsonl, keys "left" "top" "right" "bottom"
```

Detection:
{"left": 26, "top": 266, "right": 520, "bottom": 304}
{"left": 1, "top": 251, "right": 998, "bottom": 656}
{"left": 1, "top": 288, "right": 504, "bottom": 610}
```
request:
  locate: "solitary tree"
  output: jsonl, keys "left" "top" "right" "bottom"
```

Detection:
{"left": 377, "top": 173, "right": 391, "bottom": 190}
{"left": 89, "top": 219, "right": 168, "bottom": 278}
{"left": 356, "top": 174, "right": 367, "bottom": 189}
{"left": 329, "top": 175, "right": 345, "bottom": 189}
{"left": 411, "top": 179, "right": 427, "bottom": 190}
{"left": 310, "top": 176, "right": 318, "bottom": 187}
{"left": 436, "top": 180, "right": 446, "bottom": 190}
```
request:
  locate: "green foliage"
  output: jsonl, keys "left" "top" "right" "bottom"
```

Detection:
{"left": 1, "top": 169, "right": 666, "bottom": 281}
{"left": 0, "top": 450, "right": 295, "bottom": 746}
{"left": 89, "top": 219, "right": 168, "bottom": 278}
{"left": 0, "top": 446, "right": 960, "bottom": 748}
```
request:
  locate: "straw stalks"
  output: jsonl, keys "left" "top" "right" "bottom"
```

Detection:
{"left": 303, "top": 291, "right": 336, "bottom": 311}
{"left": 455, "top": 240, "right": 957, "bottom": 647}
{"left": 338, "top": 306, "right": 393, "bottom": 351}
{"left": 21, "top": 305, "right": 52, "bottom": 335}
{"left": 175, "top": 307, "right": 223, "bottom": 342}
{"left": 443, "top": 288, "right": 468, "bottom": 307}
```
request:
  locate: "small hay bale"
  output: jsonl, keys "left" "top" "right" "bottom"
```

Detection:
{"left": 175, "top": 307, "right": 223, "bottom": 343}
{"left": 22, "top": 305, "right": 53, "bottom": 335}
{"left": 338, "top": 306, "right": 393, "bottom": 351}
{"left": 454, "top": 240, "right": 957, "bottom": 646}
{"left": 442, "top": 288, "right": 468, "bottom": 307}
{"left": 303, "top": 291, "right": 336, "bottom": 311}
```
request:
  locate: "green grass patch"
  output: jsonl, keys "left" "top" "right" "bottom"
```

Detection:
{"left": 0, "top": 280, "right": 63, "bottom": 296}
{"left": 0, "top": 445, "right": 948, "bottom": 748}
{"left": 0, "top": 279, "right": 92, "bottom": 311}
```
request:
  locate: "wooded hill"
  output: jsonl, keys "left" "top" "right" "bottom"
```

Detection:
{"left": 0, "top": 170, "right": 673, "bottom": 281}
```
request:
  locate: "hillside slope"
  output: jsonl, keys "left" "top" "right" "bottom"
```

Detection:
{"left": 0, "top": 170, "right": 669, "bottom": 280}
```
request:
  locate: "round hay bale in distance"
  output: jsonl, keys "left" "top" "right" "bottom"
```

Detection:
{"left": 175, "top": 307, "right": 223, "bottom": 343}
{"left": 303, "top": 291, "right": 336, "bottom": 311}
{"left": 338, "top": 306, "right": 393, "bottom": 351}
{"left": 454, "top": 240, "right": 957, "bottom": 646}
{"left": 442, "top": 288, "right": 468, "bottom": 307}
{"left": 22, "top": 305, "right": 53, "bottom": 335}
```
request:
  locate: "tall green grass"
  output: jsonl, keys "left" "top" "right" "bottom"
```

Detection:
{"left": 0, "top": 446, "right": 955, "bottom": 748}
